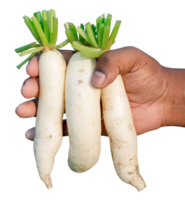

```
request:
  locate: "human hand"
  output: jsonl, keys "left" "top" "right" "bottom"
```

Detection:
{"left": 15, "top": 49, "right": 107, "bottom": 143}
{"left": 91, "top": 46, "right": 173, "bottom": 135}
{"left": 16, "top": 47, "right": 178, "bottom": 140}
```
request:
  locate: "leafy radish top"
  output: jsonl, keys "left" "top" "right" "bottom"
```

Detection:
{"left": 15, "top": 9, "right": 68, "bottom": 69}
{"left": 64, "top": 14, "right": 121, "bottom": 58}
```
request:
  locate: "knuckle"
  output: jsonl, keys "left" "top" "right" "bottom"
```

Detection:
{"left": 99, "top": 51, "right": 114, "bottom": 66}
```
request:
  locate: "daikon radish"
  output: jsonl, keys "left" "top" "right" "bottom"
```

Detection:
{"left": 102, "top": 75, "right": 146, "bottom": 191}
{"left": 34, "top": 49, "right": 66, "bottom": 189}
{"left": 65, "top": 52, "right": 101, "bottom": 172}
{"left": 15, "top": 9, "right": 68, "bottom": 189}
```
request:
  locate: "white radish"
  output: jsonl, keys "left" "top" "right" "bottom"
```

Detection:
{"left": 65, "top": 52, "right": 101, "bottom": 172}
{"left": 34, "top": 49, "right": 66, "bottom": 189}
{"left": 101, "top": 75, "right": 146, "bottom": 191}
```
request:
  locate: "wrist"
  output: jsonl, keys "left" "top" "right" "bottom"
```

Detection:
{"left": 163, "top": 67, "right": 185, "bottom": 127}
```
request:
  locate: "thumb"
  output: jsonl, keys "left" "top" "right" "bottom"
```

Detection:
{"left": 91, "top": 47, "right": 137, "bottom": 88}
{"left": 91, "top": 50, "right": 119, "bottom": 88}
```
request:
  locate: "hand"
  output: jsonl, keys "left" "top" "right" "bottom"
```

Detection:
{"left": 15, "top": 49, "right": 107, "bottom": 143}
{"left": 16, "top": 45, "right": 168, "bottom": 142}
{"left": 91, "top": 46, "right": 172, "bottom": 135}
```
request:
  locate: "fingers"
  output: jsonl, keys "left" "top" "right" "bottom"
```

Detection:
{"left": 20, "top": 50, "right": 74, "bottom": 116}
{"left": 25, "top": 127, "right": 35, "bottom": 141}
{"left": 19, "top": 76, "right": 39, "bottom": 118}
{"left": 20, "top": 77, "right": 39, "bottom": 100}
{"left": 26, "top": 54, "right": 40, "bottom": 77}
{"left": 22, "top": 50, "right": 74, "bottom": 99}
{"left": 15, "top": 98, "right": 38, "bottom": 120}
{"left": 91, "top": 47, "right": 140, "bottom": 89}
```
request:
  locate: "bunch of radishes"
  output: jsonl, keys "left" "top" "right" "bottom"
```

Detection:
{"left": 15, "top": 10, "right": 146, "bottom": 191}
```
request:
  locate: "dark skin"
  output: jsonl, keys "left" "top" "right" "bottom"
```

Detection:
{"left": 16, "top": 46, "right": 184, "bottom": 141}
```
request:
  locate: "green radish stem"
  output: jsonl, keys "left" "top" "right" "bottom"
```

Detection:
{"left": 108, "top": 20, "right": 121, "bottom": 48}
{"left": 19, "top": 46, "right": 44, "bottom": 57}
{"left": 55, "top": 39, "right": 69, "bottom": 49}
{"left": 42, "top": 10, "right": 50, "bottom": 41}
{"left": 49, "top": 17, "right": 58, "bottom": 48}
{"left": 65, "top": 29, "right": 78, "bottom": 42}
{"left": 32, "top": 16, "right": 49, "bottom": 46}
{"left": 69, "top": 23, "right": 78, "bottom": 40}
{"left": 97, "top": 23, "right": 104, "bottom": 48}
{"left": 76, "top": 26, "right": 91, "bottom": 44}
{"left": 85, "top": 22, "right": 98, "bottom": 48}
{"left": 15, "top": 42, "right": 40, "bottom": 53}
{"left": 65, "top": 22, "right": 78, "bottom": 42}
{"left": 16, "top": 53, "right": 37, "bottom": 69}
{"left": 102, "top": 25, "right": 110, "bottom": 50}
{"left": 71, "top": 41, "right": 106, "bottom": 57}
{"left": 105, "top": 11, "right": 113, "bottom": 26}
{"left": 23, "top": 16, "right": 41, "bottom": 43}
{"left": 49, "top": 9, "right": 55, "bottom": 39}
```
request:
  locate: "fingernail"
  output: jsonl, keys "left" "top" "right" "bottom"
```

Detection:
{"left": 26, "top": 131, "right": 30, "bottom": 139}
{"left": 91, "top": 71, "right": 106, "bottom": 87}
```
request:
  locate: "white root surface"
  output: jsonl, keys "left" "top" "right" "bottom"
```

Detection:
{"left": 102, "top": 75, "right": 146, "bottom": 191}
{"left": 65, "top": 52, "right": 101, "bottom": 172}
{"left": 34, "top": 50, "right": 66, "bottom": 189}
